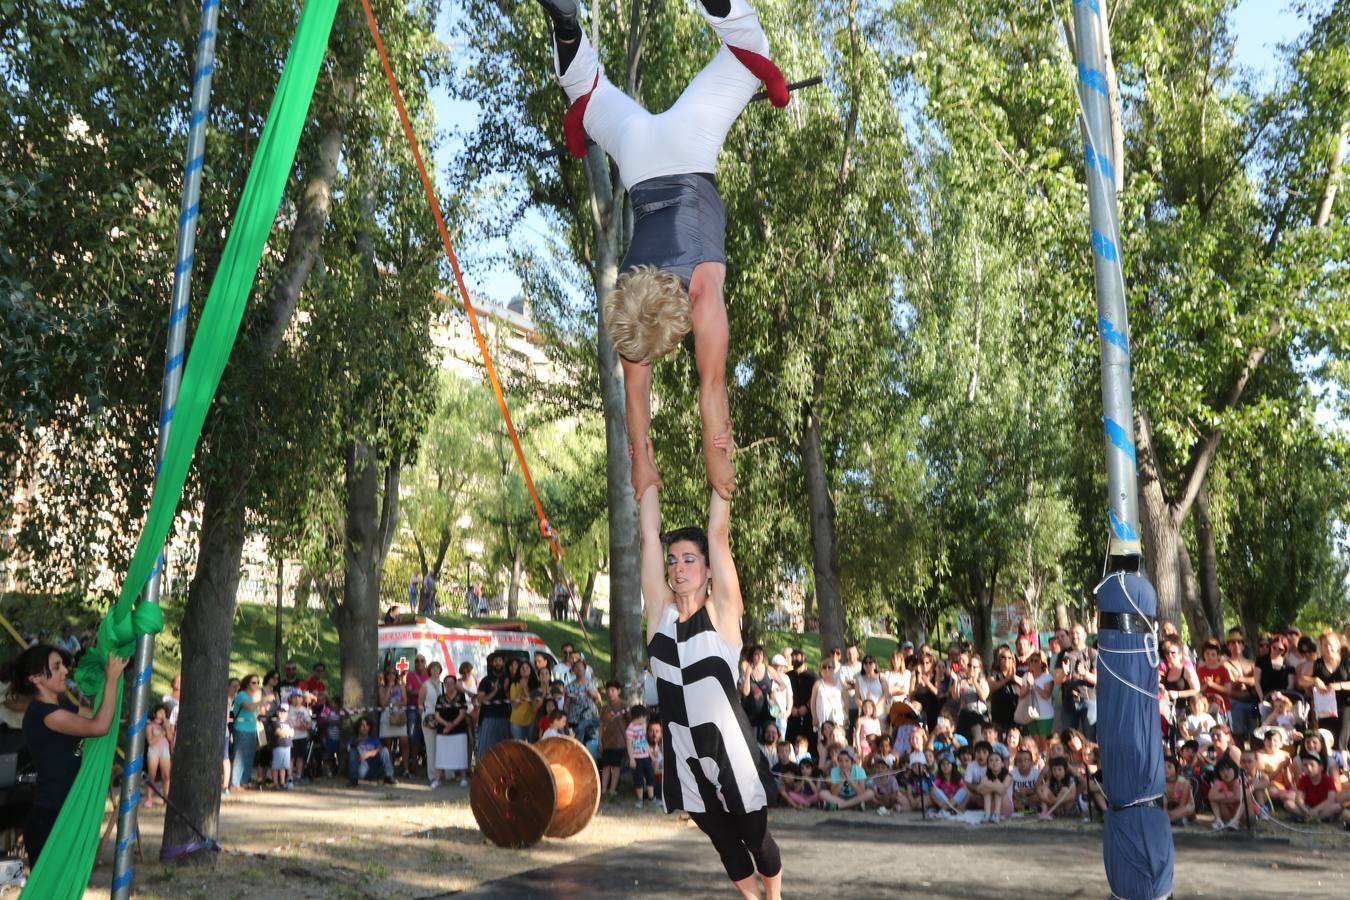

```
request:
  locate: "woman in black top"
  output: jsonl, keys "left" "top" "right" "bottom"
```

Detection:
{"left": 1309, "top": 631, "right": 1350, "bottom": 752}
{"left": 10, "top": 644, "right": 128, "bottom": 868}
{"left": 1256, "top": 635, "right": 1297, "bottom": 697}
{"left": 988, "top": 645, "right": 1020, "bottom": 733}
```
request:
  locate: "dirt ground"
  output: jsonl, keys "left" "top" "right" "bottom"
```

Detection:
{"left": 81, "top": 778, "right": 686, "bottom": 899}
{"left": 66, "top": 777, "right": 1350, "bottom": 899}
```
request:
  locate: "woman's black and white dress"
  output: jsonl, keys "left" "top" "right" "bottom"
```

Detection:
{"left": 647, "top": 604, "right": 775, "bottom": 815}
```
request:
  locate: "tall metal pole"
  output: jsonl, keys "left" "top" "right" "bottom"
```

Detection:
{"left": 112, "top": 1, "right": 221, "bottom": 894}
{"left": 1070, "top": 3, "right": 1173, "bottom": 899}
{"left": 1071, "top": 0, "right": 1140, "bottom": 553}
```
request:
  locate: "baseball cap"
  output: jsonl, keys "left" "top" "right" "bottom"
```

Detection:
{"left": 909, "top": 751, "right": 928, "bottom": 766}
{"left": 770, "top": 653, "right": 788, "bottom": 666}
{"left": 901, "top": 640, "right": 915, "bottom": 650}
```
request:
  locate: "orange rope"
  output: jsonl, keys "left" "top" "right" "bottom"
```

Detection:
{"left": 360, "top": 0, "right": 604, "bottom": 665}
{"left": 359, "top": 0, "right": 558, "bottom": 557}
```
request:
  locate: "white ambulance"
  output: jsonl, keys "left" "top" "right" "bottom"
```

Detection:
{"left": 377, "top": 616, "right": 559, "bottom": 681}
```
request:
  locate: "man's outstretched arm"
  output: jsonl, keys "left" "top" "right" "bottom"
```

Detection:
{"left": 690, "top": 261, "right": 735, "bottom": 500}
{"left": 621, "top": 355, "right": 661, "bottom": 499}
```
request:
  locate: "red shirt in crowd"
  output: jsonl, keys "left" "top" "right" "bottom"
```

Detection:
{"left": 1297, "top": 772, "right": 1333, "bottom": 808}
{"left": 406, "top": 670, "right": 426, "bottom": 701}
{"left": 1195, "top": 663, "right": 1231, "bottom": 713}
{"left": 300, "top": 676, "right": 327, "bottom": 696}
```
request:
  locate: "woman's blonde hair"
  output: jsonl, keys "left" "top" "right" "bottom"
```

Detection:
{"left": 603, "top": 265, "right": 691, "bottom": 363}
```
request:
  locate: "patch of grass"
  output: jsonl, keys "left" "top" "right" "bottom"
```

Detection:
{"left": 758, "top": 629, "right": 899, "bottom": 667}
{"left": 361, "top": 860, "right": 390, "bottom": 880}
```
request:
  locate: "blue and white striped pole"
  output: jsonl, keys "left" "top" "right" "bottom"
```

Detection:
{"left": 112, "top": 1, "right": 221, "bottom": 894}
{"left": 1071, "top": 3, "right": 1174, "bottom": 899}
{"left": 1071, "top": 0, "right": 1140, "bottom": 555}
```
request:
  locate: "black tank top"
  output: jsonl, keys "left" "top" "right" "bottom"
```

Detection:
{"left": 990, "top": 677, "right": 1019, "bottom": 728}
{"left": 1313, "top": 657, "right": 1350, "bottom": 707}
{"left": 1162, "top": 667, "right": 1188, "bottom": 692}
{"left": 23, "top": 699, "right": 82, "bottom": 810}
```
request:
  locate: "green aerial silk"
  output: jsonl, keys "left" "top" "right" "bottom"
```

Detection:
{"left": 22, "top": 1, "right": 338, "bottom": 896}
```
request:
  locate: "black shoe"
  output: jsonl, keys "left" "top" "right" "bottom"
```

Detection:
{"left": 383, "top": 776, "right": 397, "bottom": 785}
{"left": 535, "top": 0, "right": 579, "bottom": 34}
{"left": 347, "top": 778, "right": 358, "bottom": 787}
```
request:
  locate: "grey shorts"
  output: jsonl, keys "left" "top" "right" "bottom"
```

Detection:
{"left": 621, "top": 173, "right": 727, "bottom": 285}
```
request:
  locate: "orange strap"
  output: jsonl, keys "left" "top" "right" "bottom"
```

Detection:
{"left": 361, "top": 1, "right": 605, "bottom": 666}
{"left": 360, "top": 0, "right": 559, "bottom": 557}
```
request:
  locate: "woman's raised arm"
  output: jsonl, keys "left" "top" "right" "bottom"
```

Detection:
{"left": 640, "top": 483, "right": 673, "bottom": 643}
{"left": 706, "top": 488, "right": 743, "bottom": 631}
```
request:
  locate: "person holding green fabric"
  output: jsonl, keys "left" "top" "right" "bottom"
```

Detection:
{"left": 9, "top": 644, "right": 128, "bottom": 869}
{"left": 230, "top": 673, "right": 263, "bottom": 790}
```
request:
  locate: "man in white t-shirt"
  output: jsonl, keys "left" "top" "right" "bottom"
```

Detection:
{"left": 553, "top": 643, "right": 577, "bottom": 683}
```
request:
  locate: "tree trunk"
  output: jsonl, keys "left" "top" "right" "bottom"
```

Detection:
{"left": 162, "top": 481, "right": 245, "bottom": 860}
{"left": 1177, "top": 538, "right": 1211, "bottom": 645}
{"left": 969, "top": 567, "right": 995, "bottom": 665}
{"left": 1054, "top": 598, "right": 1070, "bottom": 632}
{"left": 578, "top": 569, "right": 596, "bottom": 625}
{"left": 802, "top": 403, "right": 846, "bottom": 654}
{"left": 256, "top": 60, "right": 356, "bottom": 358}
{"left": 334, "top": 440, "right": 399, "bottom": 712}
{"left": 507, "top": 542, "right": 522, "bottom": 618}
{"left": 164, "top": 27, "right": 362, "bottom": 856}
{"left": 1194, "top": 483, "right": 1225, "bottom": 638}
{"left": 1140, "top": 498, "right": 1182, "bottom": 630}
{"left": 1136, "top": 409, "right": 1182, "bottom": 626}
{"left": 598, "top": 265, "right": 644, "bottom": 698}
{"left": 1237, "top": 588, "right": 1262, "bottom": 647}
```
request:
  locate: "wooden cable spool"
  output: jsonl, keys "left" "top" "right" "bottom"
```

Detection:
{"left": 469, "top": 736, "right": 601, "bottom": 848}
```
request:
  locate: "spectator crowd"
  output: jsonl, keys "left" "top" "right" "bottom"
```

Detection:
{"left": 11, "top": 614, "right": 1348, "bottom": 841}
{"left": 728, "top": 620, "right": 1350, "bottom": 832}
{"left": 183, "top": 619, "right": 1350, "bottom": 837}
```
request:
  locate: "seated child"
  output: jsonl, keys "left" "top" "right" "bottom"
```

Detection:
{"left": 905, "top": 750, "right": 932, "bottom": 811}
{"left": 979, "top": 723, "right": 1010, "bottom": 761}
{"left": 865, "top": 733, "right": 899, "bottom": 772}
{"left": 786, "top": 759, "right": 824, "bottom": 809}
{"left": 1163, "top": 756, "right": 1195, "bottom": 825}
{"left": 961, "top": 742, "right": 992, "bottom": 810}
{"left": 871, "top": 759, "right": 905, "bottom": 814}
{"left": 1284, "top": 752, "right": 1341, "bottom": 822}
{"left": 1083, "top": 745, "right": 1107, "bottom": 817}
{"left": 772, "top": 742, "right": 802, "bottom": 802}
{"left": 541, "top": 709, "right": 569, "bottom": 739}
{"left": 1182, "top": 695, "right": 1217, "bottom": 743}
{"left": 820, "top": 745, "right": 876, "bottom": 811}
{"left": 1008, "top": 747, "right": 1041, "bottom": 814}
{"left": 1036, "top": 756, "right": 1080, "bottom": 820}
{"left": 1239, "top": 749, "right": 1270, "bottom": 820}
{"left": 978, "top": 747, "right": 1011, "bottom": 823}
{"left": 929, "top": 755, "right": 967, "bottom": 816}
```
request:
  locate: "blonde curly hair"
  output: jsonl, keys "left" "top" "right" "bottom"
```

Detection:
{"left": 603, "top": 265, "right": 691, "bottom": 364}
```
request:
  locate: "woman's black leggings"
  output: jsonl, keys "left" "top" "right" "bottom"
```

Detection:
{"left": 1336, "top": 704, "right": 1350, "bottom": 755}
{"left": 24, "top": 805, "right": 59, "bottom": 870}
{"left": 689, "top": 807, "right": 782, "bottom": 883}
